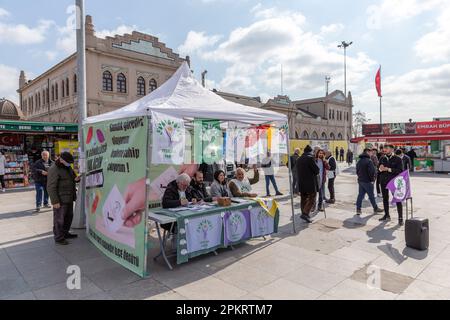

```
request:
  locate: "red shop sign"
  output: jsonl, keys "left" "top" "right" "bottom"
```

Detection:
{"left": 416, "top": 121, "right": 450, "bottom": 135}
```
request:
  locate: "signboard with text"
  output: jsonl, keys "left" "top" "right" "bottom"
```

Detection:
{"left": 363, "top": 120, "right": 450, "bottom": 136}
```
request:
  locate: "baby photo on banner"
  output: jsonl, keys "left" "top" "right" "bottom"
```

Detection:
{"left": 151, "top": 111, "right": 185, "bottom": 164}
{"left": 186, "top": 214, "right": 223, "bottom": 253}
{"left": 223, "top": 210, "right": 252, "bottom": 246}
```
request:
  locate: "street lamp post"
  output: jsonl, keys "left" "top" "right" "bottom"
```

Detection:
{"left": 338, "top": 41, "right": 352, "bottom": 96}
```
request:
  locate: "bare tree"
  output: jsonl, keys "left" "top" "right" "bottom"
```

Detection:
{"left": 352, "top": 110, "right": 368, "bottom": 137}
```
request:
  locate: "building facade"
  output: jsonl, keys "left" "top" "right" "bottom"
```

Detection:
{"left": 17, "top": 15, "right": 187, "bottom": 123}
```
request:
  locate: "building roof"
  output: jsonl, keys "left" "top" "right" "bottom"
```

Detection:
{"left": 0, "top": 99, "right": 24, "bottom": 120}
{"left": 212, "top": 89, "right": 263, "bottom": 108}
{"left": 293, "top": 90, "right": 351, "bottom": 106}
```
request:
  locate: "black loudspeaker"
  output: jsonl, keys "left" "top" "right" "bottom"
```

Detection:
{"left": 404, "top": 198, "right": 429, "bottom": 251}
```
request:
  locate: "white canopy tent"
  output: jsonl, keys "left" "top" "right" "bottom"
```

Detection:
{"left": 83, "top": 62, "right": 297, "bottom": 233}
{"left": 84, "top": 62, "right": 287, "bottom": 126}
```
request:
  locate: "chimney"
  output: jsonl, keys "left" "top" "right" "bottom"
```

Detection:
{"left": 19, "top": 70, "right": 26, "bottom": 89}
{"left": 201, "top": 70, "right": 207, "bottom": 88}
{"left": 86, "top": 15, "right": 94, "bottom": 36}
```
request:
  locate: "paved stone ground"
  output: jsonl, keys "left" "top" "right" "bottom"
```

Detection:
{"left": 1, "top": 163, "right": 450, "bottom": 300}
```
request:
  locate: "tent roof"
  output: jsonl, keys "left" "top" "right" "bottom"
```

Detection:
{"left": 84, "top": 62, "right": 287, "bottom": 126}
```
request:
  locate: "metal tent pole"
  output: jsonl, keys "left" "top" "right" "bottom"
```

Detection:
{"left": 286, "top": 131, "right": 296, "bottom": 233}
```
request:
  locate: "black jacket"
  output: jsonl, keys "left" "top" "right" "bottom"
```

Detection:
{"left": 162, "top": 180, "right": 195, "bottom": 209}
{"left": 190, "top": 180, "right": 213, "bottom": 202}
{"left": 32, "top": 158, "right": 54, "bottom": 184}
{"left": 379, "top": 154, "right": 404, "bottom": 186}
{"left": 288, "top": 153, "right": 300, "bottom": 171}
{"left": 296, "top": 151, "right": 320, "bottom": 193}
{"left": 356, "top": 153, "right": 376, "bottom": 183}
{"left": 326, "top": 155, "right": 337, "bottom": 179}
{"left": 402, "top": 155, "right": 412, "bottom": 171}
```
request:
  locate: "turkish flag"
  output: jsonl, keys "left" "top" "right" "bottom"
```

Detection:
{"left": 375, "top": 66, "right": 382, "bottom": 97}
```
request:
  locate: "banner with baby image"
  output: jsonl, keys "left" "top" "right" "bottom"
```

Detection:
{"left": 185, "top": 214, "right": 223, "bottom": 254}
{"left": 83, "top": 116, "right": 148, "bottom": 277}
{"left": 151, "top": 111, "right": 185, "bottom": 165}
{"left": 223, "top": 210, "right": 252, "bottom": 246}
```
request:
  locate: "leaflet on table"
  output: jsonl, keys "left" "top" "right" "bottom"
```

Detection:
{"left": 230, "top": 198, "right": 252, "bottom": 204}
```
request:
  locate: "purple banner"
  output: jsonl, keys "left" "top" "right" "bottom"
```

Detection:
{"left": 386, "top": 170, "right": 412, "bottom": 204}
{"left": 223, "top": 210, "right": 252, "bottom": 246}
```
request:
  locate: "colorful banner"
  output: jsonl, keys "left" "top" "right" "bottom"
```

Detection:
{"left": 223, "top": 210, "right": 251, "bottom": 246}
{"left": 186, "top": 214, "right": 223, "bottom": 253}
{"left": 363, "top": 121, "right": 450, "bottom": 136}
{"left": 278, "top": 123, "right": 289, "bottom": 154}
{"left": 250, "top": 207, "right": 275, "bottom": 237}
{"left": 413, "top": 158, "right": 434, "bottom": 172}
{"left": 386, "top": 170, "right": 412, "bottom": 204}
{"left": 226, "top": 126, "right": 246, "bottom": 163}
{"left": 151, "top": 111, "right": 185, "bottom": 165}
{"left": 194, "top": 119, "right": 223, "bottom": 165}
{"left": 246, "top": 128, "right": 259, "bottom": 164}
{"left": 83, "top": 116, "right": 148, "bottom": 277}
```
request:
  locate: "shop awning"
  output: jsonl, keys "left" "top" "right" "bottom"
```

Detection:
{"left": 0, "top": 120, "right": 78, "bottom": 133}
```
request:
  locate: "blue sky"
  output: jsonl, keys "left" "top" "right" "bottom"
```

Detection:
{"left": 1, "top": 0, "right": 450, "bottom": 122}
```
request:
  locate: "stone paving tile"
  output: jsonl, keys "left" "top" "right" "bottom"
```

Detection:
{"left": 252, "top": 278, "right": 322, "bottom": 300}
{"left": 305, "top": 254, "right": 365, "bottom": 277}
{"left": 330, "top": 246, "right": 381, "bottom": 264}
{"left": 283, "top": 264, "right": 347, "bottom": 293}
{"left": 107, "top": 278, "right": 170, "bottom": 300}
{"left": 145, "top": 290, "right": 187, "bottom": 300}
{"left": 396, "top": 280, "right": 450, "bottom": 300}
{"left": 19, "top": 260, "right": 71, "bottom": 290}
{"left": 173, "top": 276, "right": 248, "bottom": 300}
{"left": 33, "top": 278, "right": 103, "bottom": 300}
{"left": 371, "top": 254, "right": 428, "bottom": 278}
{"left": 3, "top": 291, "right": 36, "bottom": 300}
{"left": 417, "top": 264, "right": 450, "bottom": 289}
{"left": 0, "top": 277, "right": 31, "bottom": 299}
{"left": 240, "top": 253, "right": 302, "bottom": 277}
{"left": 88, "top": 266, "right": 141, "bottom": 291}
{"left": 325, "top": 279, "right": 398, "bottom": 300}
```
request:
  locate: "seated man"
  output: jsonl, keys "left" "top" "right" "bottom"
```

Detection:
{"left": 190, "top": 171, "right": 214, "bottom": 202}
{"left": 162, "top": 173, "right": 194, "bottom": 209}
{"left": 229, "top": 166, "right": 259, "bottom": 198}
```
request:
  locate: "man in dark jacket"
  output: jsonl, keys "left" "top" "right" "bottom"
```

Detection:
{"left": 376, "top": 145, "right": 385, "bottom": 197}
{"left": 296, "top": 145, "right": 320, "bottom": 223}
{"left": 190, "top": 171, "right": 213, "bottom": 202}
{"left": 335, "top": 146, "right": 339, "bottom": 160}
{"left": 32, "top": 150, "right": 54, "bottom": 212}
{"left": 288, "top": 148, "right": 300, "bottom": 195}
{"left": 356, "top": 149, "right": 384, "bottom": 215}
{"left": 379, "top": 145, "right": 404, "bottom": 225}
{"left": 47, "top": 152, "right": 78, "bottom": 245}
{"left": 325, "top": 151, "right": 337, "bottom": 204}
{"left": 162, "top": 173, "right": 195, "bottom": 209}
{"left": 398, "top": 148, "right": 411, "bottom": 171}
{"left": 406, "top": 149, "right": 417, "bottom": 172}
{"left": 339, "top": 147, "right": 345, "bottom": 162}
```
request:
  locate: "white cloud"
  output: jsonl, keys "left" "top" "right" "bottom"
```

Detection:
{"left": 320, "top": 23, "right": 344, "bottom": 35}
{"left": 0, "top": 64, "right": 20, "bottom": 103}
{"left": 178, "top": 31, "right": 222, "bottom": 56}
{"left": 0, "top": 19, "right": 53, "bottom": 45}
{"left": 95, "top": 24, "right": 137, "bottom": 39}
{"left": 201, "top": 7, "right": 374, "bottom": 95}
{"left": 414, "top": 5, "right": 450, "bottom": 63}
{"left": 0, "top": 7, "right": 10, "bottom": 18}
{"left": 366, "top": 0, "right": 444, "bottom": 30}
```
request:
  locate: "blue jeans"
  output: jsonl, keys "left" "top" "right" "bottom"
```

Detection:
{"left": 265, "top": 175, "right": 280, "bottom": 195}
{"left": 356, "top": 181, "right": 378, "bottom": 210}
{"left": 35, "top": 182, "right": 49, "bottom": 207}
{"left": 318, "top": 184, "right": 325, "bottom": 207}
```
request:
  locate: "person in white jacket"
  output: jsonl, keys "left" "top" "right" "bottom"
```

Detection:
{"left": 261, "top": 152, "right": 283, "bottom": 197}
{"left": 0, "top": 150, "right": 7, "bottom": 192}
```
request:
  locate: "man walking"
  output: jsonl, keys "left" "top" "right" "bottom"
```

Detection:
{"left": 325, "top": 150, "right": 337, "bottom": 204}
{"left": 32, "top": 150, "right": 53, "bottom": 212}
{"left": 288, "top": 148, "right": 300, "bottom": 196}
{"left": 335, "top": 146, "right": 339, "bottom": 160}
{"left": 297, "top": 145, "right": 319, "bottom": 223}
{"left": 356, "top": 149, "right": 384, "bottom": 215}
{"left": 262, "top": 152, "right": 283, "bottom": 197}
{"left": 376, "top": 145, "right": 384, "bottom": 197}
{"left": 406, "top": 148, "right": 417, "bottom": 172}
{"left": 47, "top": 152, "right": 79, "bottom": 245}
{"left": 339, "top": 147, "right": 345, "bottom": 162}
{"left": 378, "top": 145, "right": 404, "bottom": 225}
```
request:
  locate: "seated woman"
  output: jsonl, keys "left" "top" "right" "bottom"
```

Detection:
{"left": 228, "top": 166, "right": 259, "bottom": 198}
{"left": 210, "top": 170, "right": 232, "bottom": 198}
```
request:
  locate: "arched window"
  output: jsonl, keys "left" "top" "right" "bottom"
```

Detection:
{"left": 66, "top": 77, "right": 69, "bottom": 96}
{"left": 149, "top": 78, "right": 157, "bottom": 92}
{"left": 321, "top": 132, "right": 327, "bottom": 140}
{"left": 329, "top": 109, "right": 332, "bottom": 119}
{"left": 330, "top": 132, "right": 335, "bottom": 140}
{"left": 73, "top": 74, "right": 77, "bottom": 93}
{"left": 61, "top": 80, "right": 65, "bottom": 98}
{"left": 312, "top": 131, "right": 318, "bottom": 140}
{"left": 295, "top": 131, "right": 299, "bottom": 139}
{"left": 332, "top": 110, "right": 335, "bottom": 119}
{"left": 102, "top": 71, "right": 113, "bottom": 91}
{"left": 137, "top": 76, "right": 145, "bottom": 96}
{"left": 117, "top": 73, "right": 126, "bottom": 93}
{"left": 302, "top": 131, "right": 309, "bottom": 139}
{"left": 338, "top": 133, "right": 343, "bottom": 140}
{"left": 55, "top": 83, "right": 58, "bottom": 100}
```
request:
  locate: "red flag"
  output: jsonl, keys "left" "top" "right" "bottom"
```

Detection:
{"left": 375, "top": 66, "right": 382, "bottom": 97}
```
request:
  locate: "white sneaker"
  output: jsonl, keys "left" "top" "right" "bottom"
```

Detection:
{"left": 1, "top": 189, "right": 5, "bottom": 193}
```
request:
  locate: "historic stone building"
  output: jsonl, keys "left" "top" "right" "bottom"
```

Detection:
{"left": 17, "top": 15, "right": 187, "bottom": 123}
{"left": 216, "top": 90, "right": 353, "bottom": 142}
